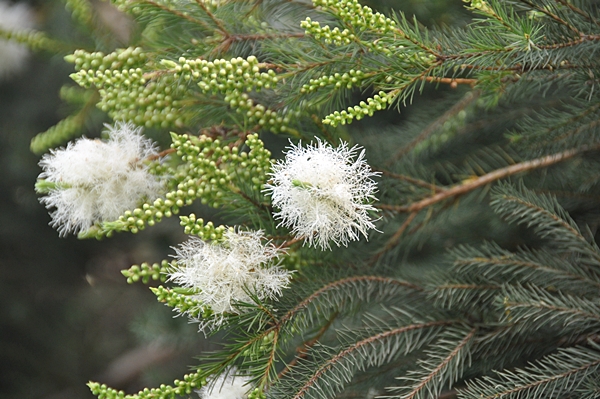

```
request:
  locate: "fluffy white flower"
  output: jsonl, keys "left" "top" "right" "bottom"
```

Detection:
{"left": 0, "top": 1, "right": 34, "bottom": 79}
{"left": 198, "top": 369, "right": 251, "bottom": 399}
{"left": 169, "top": 230, "right": 292, "bottom": 317}
{"left": 264, "top": 139, "right": 379, "bottom": 250}
{"left": 38, "top": 122, "right": 164, "bottom": 236}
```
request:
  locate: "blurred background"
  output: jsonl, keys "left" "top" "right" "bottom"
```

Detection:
{"left": 0, "top": 1, "right": 208, "bottom": 398}
{"left": 0, "top": 0, "right": 466, "bottom": 398}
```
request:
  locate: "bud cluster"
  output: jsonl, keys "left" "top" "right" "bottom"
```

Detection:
{"left": 301, "top": 17, "right": 355, "bottom": 46}
{"left": 301, "top": 69, "right": 366, "bottom": 94}
{"left": 87, "top": 370, "right": 205, "bottom": 399}
{"left": 151, "top": 286, "right": 213, "bottom": 320}
{"left": 30, "top": 113, "right": 87, "bottom": 154}
{"left": 323, "top": 91, "right": 390, "bottom": 126}
{"left": 312, "top": 0, "right": 397, "bottom": 35}
{"left": 180, "top": 214, "right": 228, "bottom": 240}
{"left": 69, "top": 47, "right": 188, "bottom": 128}
{"left": 167, "top": 56, "right": 291, "bottom": 133}
{"left": 64, "top": 0, "right": 94, "bottom": 27}
{"left": 122, "top": 260, "right": 171, "bottom": 284}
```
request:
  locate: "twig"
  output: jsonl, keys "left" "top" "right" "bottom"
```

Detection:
{"left": 277, "top": 312, "right": 339, "bottom": 379}
{"left": 424, "top": 76, "right": 477, "bottom": 86}
{"left": 385, "top": 144, "right": 600, "bottom": 214}
{"left": 374, "top": 144, "right": 600, "bottom": 260}
{"left": 146, "top": 0, "right": 212, "bottom": 29}
{"left": 554, "top": 0, "right": 600, "bottom": 27}
{"left": 518, "top": 0, "right": 582, "bottom": 35}
{"left": 403, "top": 328, "right": 477, "bottom": 399}
{"left": 146, "top": 147, "right": 175, "bottom": 161}
{"left": 279, "top": 235, "right": 307, "bottom": 249}
{"left": 388, "top": 90, "right": 481, "bottom": 163}
{"left": 377, "top": 169, "right": 446, "bottom": 193}
{"left": 291, "top": 321, "right": 456, "bottom": 399}
{"left": 370, "top": 212, "right": 417, "bottom": 264}
{"left": 195, "top": 0, "right": 229, "bottom": 35}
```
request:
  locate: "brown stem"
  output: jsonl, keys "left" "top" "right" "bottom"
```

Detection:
{"left": 554, "top": 0, "right": 600, "bottom": 27}
{"left": 538, "top": 34, "right": 600, "bottom": 50}
{"left": 385, "top": 144, "right": 600, "bottom": 214}
{"left": 146, "top": 147, "right": 176, "bottom": 161}
{"left": 372, "top": 145, "right": 600, "bottom": 261}
{"left": 279, "top": 235, "right": 307, "bottom": 249}
{"left": 423, "top": 76, "right": 477, "bottom": 86}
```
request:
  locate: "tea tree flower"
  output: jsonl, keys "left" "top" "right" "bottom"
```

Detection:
{"left": 0, "top": 1, "right": 34, "bottom": 79}
{"left": 169, "top": 230, "right": 292, "bottom": 317}
{"left": 38, "top": 122, "right": 164, "bottom": 236}
{"left": 198, "top": 368, "right": 252, "bottom": 399}
{"left": 265, "top": 140, "right": 379, "bottom": 250}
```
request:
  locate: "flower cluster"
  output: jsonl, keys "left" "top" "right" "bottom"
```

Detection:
{"left": 265, "top": 140, "right": 379, "bottom": 250}
{"left": 169, "top": 230, "right": 292, "bottom": 318}
{"left": 0, "top": 0, "right": 34, "bottom": 79}
{"left": 37, "top": 122, "right": 164, "bottom": 236}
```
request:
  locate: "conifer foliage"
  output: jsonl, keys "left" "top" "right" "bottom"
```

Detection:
{"left": 6, "top": 0, "right": 600, "bottom": 397}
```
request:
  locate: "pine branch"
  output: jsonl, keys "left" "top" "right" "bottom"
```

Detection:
{"left": 380, "top": 144, "right": 600, "bottom": 214}
{"left": 386, "top": 327, "right": 477, "bottom": 399}
{"left": 275, "top": 321, "right": 454, "bottom": 399}
{"left": 375, "top": 145, "right": 600, "bottom": 258}
{"left": 387, "top": 90, "right": 481, "bottom": 162}
{"left": 458, "top": 345, "right": 600, "bottom": 399}
{"left": 449, "top": 242, "right": 600, "bottom": 295}
{"left": 503, "top": 284, "right": 600, "bottom": 335}
{"left": 490, "top": 182, "right": 600, "bottom": 265}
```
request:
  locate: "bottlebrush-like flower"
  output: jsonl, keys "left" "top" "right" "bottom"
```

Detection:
{"left": 264, "top": 139, "right": 379, "bottom": 250}
{"left": 0, "top": 1, "right": 34, "bottom": 79}
{"left": 198, "top": 368, "right": 251, "bottom": 399}
{"left": 38, "top": 122, "right": 164, "bottom": 236}
{"left": 169, "top": 230, "right": 292, "bottom": 318}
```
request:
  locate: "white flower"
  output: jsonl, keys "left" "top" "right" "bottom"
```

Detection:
{"left": 264, "top": 139, "right": 379, "bottom": 250}
{"left": 0, "top": 1, "right": 34, "bottom": 79}
{"left": 169, "top": 230, "right": 292, "bottom": 318}
{"left": 38, "top": 122, "right": 164, "bottom": 236}
{"left": 198, "top": 369, "right": 251, "bottom": 399}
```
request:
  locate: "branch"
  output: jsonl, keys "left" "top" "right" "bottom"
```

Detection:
{"left": 539, "top": 34, "right": 600, "bottom": 50}
{"left": 398, "top": 327, "right": 477, "bottom": 399}
{"left": 292, "top": 321, "right": 455, "bottom": 399}
{"left": 373, "top": 145, "right": 600, "bottom": 260}
{"left": 475, "top": 357, "right": 600, "bottom": 399}
{"left": 517, "top": 0, "right": 582, "bottom": 35}
{"left": 554, "top": 0, "right": 600, "bottom": 27}
{"left": 278, "top": 276, "right": 423, "bottom": 327}
{"left": 144, "top": 0, "right": 213, "bottom": 30}
{"left": 376, "top": 169, "right": 445, "bottom": 193}
{"left": 194, "top": 0, "right": 229, "bottom": 35}
{"left": 388, "top": 90, "right": 481, "bottom": 162}
{"left": 277, "top": 311, "right": 339, "bottom": 380}
{"left": 370, "top": 212, "right": 417, "bottom": 264}
{"left": 384, "top": 144, "right": 600, "bottom": 214}
{"left": 423, "top": 77, "right": 477, "bottom": 86}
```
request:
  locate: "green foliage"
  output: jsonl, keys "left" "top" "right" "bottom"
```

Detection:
{"left": 14, "top": 0, "right": 600, "bottom": 397}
